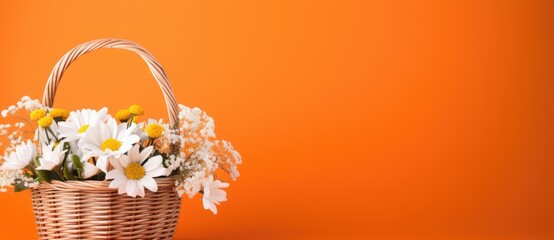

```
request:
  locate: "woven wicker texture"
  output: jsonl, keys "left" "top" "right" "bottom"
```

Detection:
{"left": 33, "top": 39, "right": 182, "bottom": 239}
{"left": 32, "top": 178, "right": 181, "bottom": 240}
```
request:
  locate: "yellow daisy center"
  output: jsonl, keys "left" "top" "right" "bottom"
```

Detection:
{"left": 100, "top": 138, "right": 122, "bottom": 151}
{"left": 146, "top": 123, "right": 164, "bottom": 138}
{"left": 125, "top": 162, "right": 145, "bottom": 180}
{"left": 78, "top": 124, "right": 90, "bottom": 133}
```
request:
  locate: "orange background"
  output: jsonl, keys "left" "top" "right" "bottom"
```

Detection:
{"left": 1, "top": 1, "right": 553, "bottom": 239}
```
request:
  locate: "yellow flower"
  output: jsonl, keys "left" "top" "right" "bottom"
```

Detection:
{"left": 125, "top": 162, "right": 145, "bottom": 180}
{"left": 145, "top": 123, "right": 164, "bottom": 138}
{"left": 129, "top": 104, "right": 145, "bottom": 116}
{"left": 115, "top": 109, "right": 132, "bottom": 122}
{"left": 100, "top": 138, "right": 122, "bottom": 151}
{"left": 37, "top": 116, "right": 54, "bottom": 128}
{"left": 49, "top": 108, "right": 70, "bottom": 120}
{"left": 30, "top": 109, "right": 47, "bottom": 121}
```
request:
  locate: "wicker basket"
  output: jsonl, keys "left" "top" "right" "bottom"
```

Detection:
{"left": 32, "top": 178, "right": 180, "bottom": 239}
{"left": 31, "top": 39, "right": 182, "bottom": 239}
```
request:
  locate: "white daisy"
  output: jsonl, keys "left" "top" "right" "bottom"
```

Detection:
{"left": 79, "top": 118, "right": 140, "bottom": 173}
{"left": 58, "top": 108, "right": 109, "bottom": 142}
{"left": 36, "top": 142, "right": 67, "bottom": 171}
{"left": 2, "top": 140, "right": 37, "bottom": 170}
{"left": 202, "top": 176, "right": 229, "bottom": 214}
{"left": 105, "top": 145, "right": 166, "bottom": 198}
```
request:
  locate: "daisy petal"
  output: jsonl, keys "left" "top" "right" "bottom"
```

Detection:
{"left": 128, "top": 145, "right": 140, "bottom": 164}
{"left": 139, "top": 146, "right": 154, "bottom": 163}
{"left": 140, "top": 176, "right": 158, "bottom": 192}
{"left": 203, "top": 196, "right": 213, "bottom": 210}
{"left": 126, "top": 180, "right": 139, "bottom": 198}
{"left": 119, "top": 155, "right": 131, "bottom": 168}
{"left": 118, "top": 184, "right": 127, "bottom": 195}
{"left": 137, "top": 183, "right": 145, "bottom": 198}
{"left": 105, "top": 169, "right": 124, "bottom": 180}
{"left": 109, "top": 175, "right": 127, "bottom": 189}
{"left": 143, "top": 156, "right": 162, "bottom": 171}
{"left": 146, "top": 167, "right": 166, "bottom": 178}
{"left": 82, "top": 162, "right": 100, "bottom": 179}
{"left": 96, "top": 156, "right": 109, "bottom": 173}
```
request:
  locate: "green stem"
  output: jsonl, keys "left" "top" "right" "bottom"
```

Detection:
{"left": 127, "top": 115, "right": 135, "bottom": 128}
{"left": 43, "top": 128, "right": 51, "bottom": 143}
{"left": 46, "top": 127, "right": 59, "bottom": 142}
{"left": 13, "top": 113, "right": 36, "bottom": 133}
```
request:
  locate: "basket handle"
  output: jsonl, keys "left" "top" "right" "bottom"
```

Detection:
{"left": 42, "top": 38, "right": 179, "bottom": 129}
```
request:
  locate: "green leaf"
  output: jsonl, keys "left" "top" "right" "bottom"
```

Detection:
{"left": 60, "top": 142, "right": 74, "bottom": 180}
{"left": 63, "top": 161, "right": 76, "bottom": 180}
{"left": 36, "top": 170, "right": 51, "bottom": 183}
{"left": 33, "top": 156, "right": 41, "bottom": 167}
{"left": 63, "top": 142, "right": 70, "bottom": 152}
{"left": 71, "top": 155, "right": 84, "bottom": 180}
{"left": 13, "top": 180, "right": 28, "bottom": 192}
{"left": 33, "top": 156, "right": 51, "bottom": 183}
{"left": 49, "top": 171, "right": 63, "bottom": 181}
{"left": 95, "top": 172, "right": 106, "bottom": 181}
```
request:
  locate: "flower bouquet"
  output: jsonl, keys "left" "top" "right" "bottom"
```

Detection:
{"left": 0, "top": 39, "right": 241, "bottom": 239}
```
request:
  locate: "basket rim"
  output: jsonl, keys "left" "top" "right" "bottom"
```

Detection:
{"left": 33, "top": 177, "right": 176, "bottom": 191}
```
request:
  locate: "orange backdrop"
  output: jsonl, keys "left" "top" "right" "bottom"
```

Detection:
{"left": 0, "top": 1, "right": 553, "bottom": 239}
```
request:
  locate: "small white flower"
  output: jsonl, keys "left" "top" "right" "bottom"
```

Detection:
{"left": 2, "top": 140, "right": 36, "bottom": 170}
{"left": 131, "top": 122, "right": 149, "bottom": 142}
{"left": 79, "top": 118, "right": 140, "bottom": 173}
{"left": 202, "top": 176, "right": 229, "bottom": 214}
{"left": 58, "top": 108, "right": 109, "bottom": 142}
{"left": 23, "top": 99, "right": 43, "bottom": 111}
{"left": 105, "top": 145, "right": 166, "bottom": 198}
{"left": 37, "top": 143, "right": 67, "bottom": 171}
